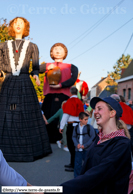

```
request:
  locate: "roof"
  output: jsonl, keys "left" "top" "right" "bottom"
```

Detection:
{"left": 117, "top": 75, "right": 133, "bottom": 83}
{"left": 91, "top": 77, "right": 106, "bottom": 88}
{"left": 99, "top": 85, "right": 116, "bottom": 98}
{"left": 121, "top": 60, "right": 133, "bottom": 78}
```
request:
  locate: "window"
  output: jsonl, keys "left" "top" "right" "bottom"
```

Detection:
{"left": 128, "top": 88, "right": 131, "bottom": 99}
{"left": 123, "top": 89, "right": 126, "bottom": 98}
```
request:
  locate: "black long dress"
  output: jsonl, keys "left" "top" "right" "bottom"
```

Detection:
{"left": 0, "top": 40, "right": 52, "bottom": 162}
{"left": 39, "top": 63, "right": 78, "bottom": 143}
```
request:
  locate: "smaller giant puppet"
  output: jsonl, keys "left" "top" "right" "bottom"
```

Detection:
{"left": 39, "top": 43, "right": 78, "bottom": 142}
{"left": 0, "top": 17, "right": 52, "bottom": 162}
{"left": 75, "top": 72, "right": 89, "bottom": 98}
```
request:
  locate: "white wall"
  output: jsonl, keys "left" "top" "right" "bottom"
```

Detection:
{"left": 90, "top": 87, "right": 96, "bottom": 99}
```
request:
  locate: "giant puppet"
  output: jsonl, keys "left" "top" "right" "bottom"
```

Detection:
{"left": 0, "top": 17, "right": 52, "bottom": 162}
{"left": 75, "top": 72, "right": 89, "bottom": 99}
{"left": 39, "top": 43, "right": 78, "bottom": 143}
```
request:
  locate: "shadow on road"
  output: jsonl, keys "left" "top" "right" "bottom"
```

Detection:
{"left": 5, "top": 144, "right": 73, "bottom": 188}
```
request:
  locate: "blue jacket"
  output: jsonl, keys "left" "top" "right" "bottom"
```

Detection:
{"left": 72, "top": 124, "right": 96, "bottom": 151}
{"left": 61, "top": 136, "right": 131, "bottom": 194}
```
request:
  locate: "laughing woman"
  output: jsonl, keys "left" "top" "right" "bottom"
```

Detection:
{"left": 60, "top": 97, "right": 131, "bottom": 194}
{"left": 0, "top": 17, "right": 52, "bottom": 162}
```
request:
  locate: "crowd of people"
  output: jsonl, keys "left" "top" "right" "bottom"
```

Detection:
{"left": 0, "top": 16, "right": 133, "bottom": 194}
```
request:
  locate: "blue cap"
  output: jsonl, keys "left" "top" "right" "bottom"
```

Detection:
{"left": 90, "top": 97, "right": 123, "bottom": 118}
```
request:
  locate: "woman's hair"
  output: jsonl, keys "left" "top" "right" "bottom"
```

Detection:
{"left": 106, "top": 103, "right": 130, "bottom": 139}
{"left": 8, "top": 17, "right": 30, "bottom": 38}
{"left": 85, "top": 109, "right": 93, "bottom": 118}
{"left": 50, "top": 43, "right": 68, "bottom": 60}
{"left": 89, "top": 109, "right": 93, "bottom": 118}
{"left": 115, "top": 117, "right": 130, "bottom": 139}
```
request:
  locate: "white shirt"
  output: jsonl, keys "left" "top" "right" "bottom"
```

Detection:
{"left": 60, "top": 114, "right": 79, "bottom": 129}
{"left": 60, "top": 95, "right": 79, "bottom": 129}
{"left": 78, "top": 124, "right": 85, "bottom": 151}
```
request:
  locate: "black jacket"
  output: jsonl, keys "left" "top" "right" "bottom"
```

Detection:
{"left": 61, "top": 135, "right": 131, "bottom": 194}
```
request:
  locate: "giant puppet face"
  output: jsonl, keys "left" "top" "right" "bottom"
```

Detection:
{"left": 51, "top": 46, "right": 65, "bottom": 61}
{"left": 13, "top": 18, "right": 25, "bottom": 37}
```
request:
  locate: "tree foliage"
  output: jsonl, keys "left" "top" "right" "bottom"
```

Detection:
{"left": 106, "top": 54, "right": 132, "bottom": 93}
{"left": 29, "top": 61, "right": 45, "bottom": 101}
{"left": 0, "top": 18, "right": 13, "bottom": 42}
{"left": 108, "top": 54, "right": 132, "bottom": 81}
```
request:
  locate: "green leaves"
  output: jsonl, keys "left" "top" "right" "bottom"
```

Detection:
{"left": 108, "top": 54, "right": 132, "bottom": 82}
{"left": 0, "top": 19, "right": 13, "bottom": 42}
{"left": 106, "top": 54, "right": 132, "bottom": 92}
{"left": 29, "top": 61, "right": 45, "bottom": 101}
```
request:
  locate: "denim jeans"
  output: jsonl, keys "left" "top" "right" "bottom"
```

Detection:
{"left": 74, "top": 150, "right": 87, "bottom": 178}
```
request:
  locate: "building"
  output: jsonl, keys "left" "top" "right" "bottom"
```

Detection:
{"left": 117, "top": 60, "right": 133, "bottom": 101}
{"left": 99, "top": 85, "right": 116, "bottom": 98}
{"left": 90, "top": 75, "right": 115, "bottom": 99}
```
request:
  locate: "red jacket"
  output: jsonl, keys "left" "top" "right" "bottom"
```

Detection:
{"left": 119, "top": 102, "right": 133, "bottom": 125}
{"left": 63, "top": 97, "right": 84, "bottom": 116}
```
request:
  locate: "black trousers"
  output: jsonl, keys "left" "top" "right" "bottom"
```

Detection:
{"left": 42, "top": 93, "right": 69, "bottom": 143}
{"left": 66, "top": 123, "right": 75, "bottom": 168}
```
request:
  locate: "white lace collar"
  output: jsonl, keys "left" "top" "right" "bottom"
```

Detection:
{"left": 7, "top": 40, "right": 30, "bottom": 76}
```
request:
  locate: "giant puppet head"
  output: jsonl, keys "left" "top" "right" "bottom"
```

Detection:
{"left": 8, "top": 17, "right": 30, "bottom": 38}
{"left": 50, "top": 43, "right": 68, "bottom": 61}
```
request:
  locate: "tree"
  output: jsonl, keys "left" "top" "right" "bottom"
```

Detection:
{"left": 106, "top": 54, "right": 132, "bottom": 92}
{"left": 108, "top": 54, "right": 132, "bottom": 81}
{"left": 29, "top": 61, "right": 45, "bottom": 101}
{"left": 0, "top": 18, "right": 13, "bottom": 42}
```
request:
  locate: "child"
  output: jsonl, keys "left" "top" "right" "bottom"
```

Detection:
{"left": 72, "top": 112, "right": 96, "bottom": 178}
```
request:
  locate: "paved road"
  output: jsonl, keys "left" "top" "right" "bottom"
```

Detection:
{"left": 4, "top": 144, "right": 73, "bottom": 188}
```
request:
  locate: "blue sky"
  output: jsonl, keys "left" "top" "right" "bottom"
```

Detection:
{"left": 0, "top": 0, "right": 133, "bottom": 89}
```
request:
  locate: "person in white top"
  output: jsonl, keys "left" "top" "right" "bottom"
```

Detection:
{"left": 59, "top": 87, "right": 84, "bottom": 172}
